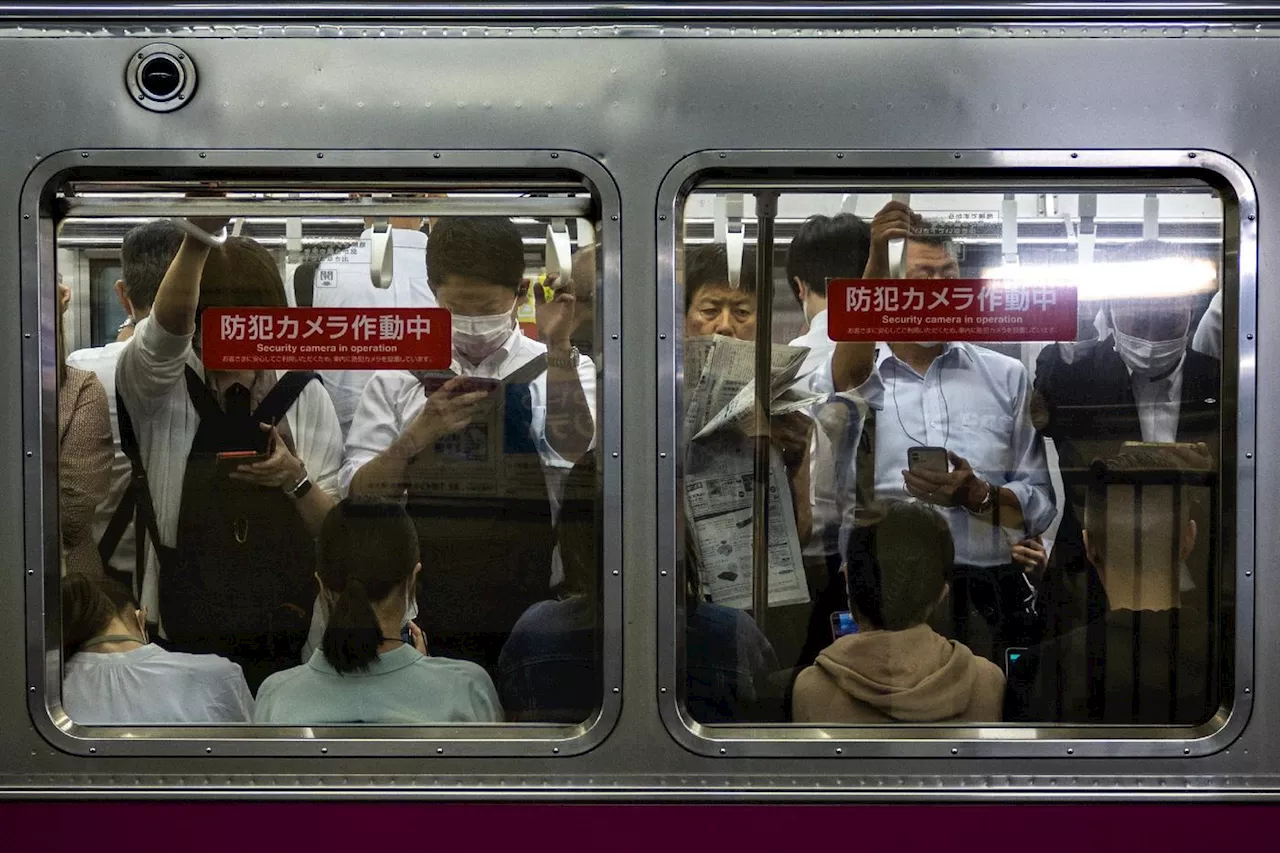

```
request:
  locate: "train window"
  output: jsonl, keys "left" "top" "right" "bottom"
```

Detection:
{"left": 660, "top": 156, "right": 1246, "bottom": 753}
{"left": 31, "top": 154, "right": 620, "bottom": 754}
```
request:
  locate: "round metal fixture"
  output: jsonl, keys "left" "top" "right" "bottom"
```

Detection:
{"left": 126, "top": 43, "right": 196, "bottom": 112}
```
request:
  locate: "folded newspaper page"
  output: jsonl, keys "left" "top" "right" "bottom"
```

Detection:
{"left": 682, "top": 336, "right": 824, "bottom": 610}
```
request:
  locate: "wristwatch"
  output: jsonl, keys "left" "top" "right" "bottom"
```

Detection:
{"left": 284, "top": 469, "right": 313, "bottom": 500}
{"left": 546, "top": 345, "right": 581, "bottom": 369}
{"left": 965, "top": 479, "right": 997, "bottom": 515}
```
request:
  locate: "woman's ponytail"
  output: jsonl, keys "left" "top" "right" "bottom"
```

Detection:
{"left": 321, "top": 578, "right": 383, "bottom": 674}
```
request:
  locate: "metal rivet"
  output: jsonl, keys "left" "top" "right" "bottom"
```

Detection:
{"left": 1248, "top": 333, "right": 1255, "bottom": 340}
{"left": 835, "top": 747, "right": 843, "bottom": 754}
{"left": 551, "top": 152, "right": 559, "bottom": 159}
{"left": 660, "top": 570, "right": 668, "bottom": 576}
{"left": 1188, "top": 152, "right": 1197, "bottom": 158}
{"left": 29, "top": 686, "right": 35, "bottom": 692}
{"left": 80, "top": 152, "right": 89, "bottom": 158}
{"left": 1248, "top": 214, "right": 1256, "bottom": 221}
{"left": 26, "top": 451, "right": 33, "bottom": 458}
{"left": 659, "top": 214, "right": 667, "bottom": 221}
{"left": 24, "top": 333, "right": 30, "bottom": 338}
{"left": 316, "top": 152, "right": 324, "bottom": 159}
{"left": 89, "top": 748, "right": 96, "bottom": 754}
{"left": 23, "top": 214, "right": 30, "bottom": 220}
{"left": 836, "top": 153, "right": 844, "bottom": 159}
{"left": 436, "top": 747, "right": 444, "bottom": 754}
{"left": 951, "top": 748, "right": 959, "bottom": 755}
{"left": 1067, "top": 748, "right": 1074, "bottom": 755}
{"left": 1071, "top": 152, "right": 1079, "bottom": 159}
{"left": 611, "top": 334, "right": 619, "bottom": 340}
{"left": 660, "top": 687, "right": 667, "bottom": 694}
{"left": 953, "top": 152, "right": 962, "bottom": 159}
{"left": 199, "top": 152, "right": 207, "bottom": 158}
{"left": 718, "top": 153, "right": 727, "bottom": 159}
{"left": 1246, "top": 570, "right": 1252, "bottom": 577}
{"left": 611, "top": 570, "right": 618, "bottom": 576}
{"left": 433, "top": 152, "right": 441, "bottom": 159}
{"left": 1184, "top": 748, "right": 1191, "bottom": 755}
{"left": 321, "top": 747, "right": 328, "bottom": 754}
{"left": 1244, "top": 687, "right": 1251, "bottom": 694}
{"left": 659, "top": 333, "right": 667, "bottom": 340}
{"left": 205, "top": 747, "right": 212, "bottom": 754}
{"left": 719, "top": 747, "right": 727, "bottom": 754}
{"left": 1246, "top": 452, "right": 1253, "bottom": 459}
{"left": 27, "top": 569, "right": 33, "bottom": 575}
{"left": 552, "top": 747, "right": 560, "bottom": 754}
{"left": 611, "top": 214, "right": 619, "bottom": 221}
{"left": 660, "top": 452, "right": 667, "bottom": 458}
{"left": 611, "top": 452, "right": 619, "bottom": 458}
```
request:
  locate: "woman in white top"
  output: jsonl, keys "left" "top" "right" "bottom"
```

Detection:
{"left": 254, "top": 500, "right": 501, "bottom": 724}
{"left": 61, "top": 573, "right": 253, "bottom": 724}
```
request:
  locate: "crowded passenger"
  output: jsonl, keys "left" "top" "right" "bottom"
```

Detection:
{"left": 254, "top": 500, "right": 501, "bottom": 724}
{"left": 311, "top": 202, "right": 434, "bottom": 434}
{"left": 116, "top": 220, "right": 343, "bottom": 690}
{"left": 1004, "top": 447, "right": 1215, "bottom": 724}
{"left": 59, "top": 278, "right": 114, "bottom": 576}
{"left": 1031, "top": 240, "right": 1220, "bottom": 636}
{"left": 792, "top": 500, "right": 1005, "bottom": 723}
{"left": 68, "top": 221, "right": 185, "bottom": 584}
{"left": 61, "top": 572, "right": 253, "bottom": 724}
{"left": 497, "top": 452, "right": 599, "bottom": 723}
{"left": 830, "top": 201, "right": 1056, "bottom": 662}
{"left": 342, "top": 216, "right": 596, "bottom": 672}
{"left": 1192, "top": 289, "right": 1223, "bottom": 360}
{"left": 565, "top": 243, "right": 599, "bottom": 361}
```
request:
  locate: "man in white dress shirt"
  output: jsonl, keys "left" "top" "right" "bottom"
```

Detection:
{"left": 343, "top": 216, "right": 595, "bottom": 671}
{"left": 311, "top": 211, "right": 435, "bottom": 434}
{"left": 831, "top": 201, "right": 1057, "bottom": 659}
{"left": 67, "top": 220, "right": 185, "bottom": 584}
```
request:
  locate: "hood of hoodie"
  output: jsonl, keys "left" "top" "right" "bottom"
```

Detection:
{"left": 814, "top": 623, "right": 992, "bottom": 722}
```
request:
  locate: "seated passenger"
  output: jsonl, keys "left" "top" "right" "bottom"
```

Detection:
{"left": 116, "top": 222, "right": 343, "bottom": 691}
{"left": 1004, "top": 448, "right": 1215, "bottom": 724}
{"left": 497, "top": 453, "right": 599, "bottom": 723}
{"left": 254, "top": 500, "right": 501, "bottom": 724}
{"left": 61, "top": 573, "right": 253, "bottom": 724}
{"left": 342, "top": 216, "right": 596, "bottom": 672}
{"left": 1032, "top": 241, "right": 1219, "bottom": 637}
{"left": 791, "top": 500, "right": 1005, "bottom": 724}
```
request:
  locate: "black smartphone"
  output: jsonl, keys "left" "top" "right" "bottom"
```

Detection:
{"left": 830, "top": 610, "right": 859, "bottom": 641}
{"left": 907, "top": 445, "right": 949, "bottom": 475}
{"left": 1004, "top": 646, "right": 1028, "bottom": 677}
{"left": 418, "top": 372, "right": 500, "bottom": 396}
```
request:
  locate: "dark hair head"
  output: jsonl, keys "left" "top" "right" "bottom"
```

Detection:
{"left": 684, "top": 243, "right": 759, "bottom": 313}
{"left": 1084, "top": 447, "right": 1206, "bottom": 562}
{"left": 785, "top": 213, "right": 872, "bottom": 302}
{"left": 317, "top": 499, "right": 421, "bottom": 674}
{"left": 556, "top": 451, "right": 598, "bottom": 596}
{"left": 62, "top": 573, "right": 138, "bottom": 659}
{"left": 905, "top": 231, "right": 957, "bottom": 252}
{"left": 845, "top": 500, "right": 953, "bottom": 631}
{"left": 196, "top": 236, "right": 288, "bottom": 316}
{"left": 120, "top": 220, "right": 185, "bottom": 312}
{"left": 426, "top": 217, "right": 525, "bottom": 293}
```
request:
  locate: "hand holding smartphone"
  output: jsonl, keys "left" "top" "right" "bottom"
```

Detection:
{"left": 907, "top": 446, "right": 949, "bottom": 475}
{"left": 215, "top": 449, "right": 269, "bottom": 479}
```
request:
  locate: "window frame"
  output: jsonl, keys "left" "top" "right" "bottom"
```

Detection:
{"left": 656, "top": 148, "right": 1256, "bottom": 758}
{"left": 22, "top": 148, "right": 622, "bottom": 758}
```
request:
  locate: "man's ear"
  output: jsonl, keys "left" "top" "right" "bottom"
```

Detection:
{"left": 1181, "top": 518, "right": 1199, "bottom": 562}
{"left": 114, "top": 279, "right": 134, "bottom": 318}
{"left": 793, "top": 276, "right": 808, "bottom": 304}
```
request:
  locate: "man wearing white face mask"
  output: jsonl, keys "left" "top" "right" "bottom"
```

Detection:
{"left": 1031, "top": 240, "right": 1220, "bottom": 639}
{"left": 830, "top": 206, "right": 1057, "bottom": 663}
{"left": 340, "top": 217, "right": 596, "bottom": 672}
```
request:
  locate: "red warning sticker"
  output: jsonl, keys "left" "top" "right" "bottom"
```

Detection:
{"left": 827, "top": 278, "right": 1079, "bottom": 342}
{"left": 200, "top": 308, "right": 452, "bottom": 370}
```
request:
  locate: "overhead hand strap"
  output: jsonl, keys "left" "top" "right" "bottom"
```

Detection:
{"left": 546, "top": 218, "right": 572, "bottom": 286}
{"left": 370, "top": 220, "right": 394, "bottom": 290}
{"left": 888, "top": 192, "right": 911, "bottom": 278}
{"left": 724, "top": 194, "right": 745, "bottom": 289}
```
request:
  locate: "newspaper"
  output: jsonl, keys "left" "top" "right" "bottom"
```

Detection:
{"left": 682, "top": 336, "right": 823, "bottom": 610}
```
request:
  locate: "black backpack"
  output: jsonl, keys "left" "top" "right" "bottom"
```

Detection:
{"left": 113, "top": 367, "right": 320, "bottom": 689}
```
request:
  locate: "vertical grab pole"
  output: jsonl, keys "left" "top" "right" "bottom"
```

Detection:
{"left": 751, "top": 190, "right": 779, "bottom": 629}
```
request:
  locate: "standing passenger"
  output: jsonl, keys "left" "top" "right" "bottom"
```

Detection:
{"left": 830, "top": 201, "right": 1056, "bottom": 661}
{"left": 254, "top": 500, "right": 501, "bottom": 724}
{"left": 343, "top": 217, "right": 596, "bottom": 672}
{"left": 116, "top": 221, "right": 344, "bottom": 690}
{"left": 68, "top": 220, "right": 185, "bottom": 583}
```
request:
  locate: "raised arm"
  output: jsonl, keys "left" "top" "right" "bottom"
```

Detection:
{"left": 536, "top": 276, "right": 593, "bottom": 462}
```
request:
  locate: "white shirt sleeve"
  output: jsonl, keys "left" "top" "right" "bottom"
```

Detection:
{"left": 287, "top": 378, "right": 345, "bottom": 499}
{"left": 1192, "top": 290, "right": 1223, "bottom": 360}
{"left": 116, "top": 315, "right": 194, "bottom": 416}
{"left": 532, "top": 360, "right": 599, "bottom": 469}
{"left": 340, "top": 370, "right": 416, "bottom": 496}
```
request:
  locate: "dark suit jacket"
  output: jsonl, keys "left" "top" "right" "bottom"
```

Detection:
{"left": 1031, "top": 340, "right": 1220, "bottom": 636}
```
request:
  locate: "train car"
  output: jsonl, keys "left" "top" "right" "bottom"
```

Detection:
{"left": 2, "top": 1, "right": 1279, "bottom": 843}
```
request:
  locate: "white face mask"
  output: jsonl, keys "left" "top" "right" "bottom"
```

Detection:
{"left": 908, "top": 341, "right": 944, "bottom": 350}
{"left": 1112, "top": 328, "right": 1186, "bottom": 378}
{"left": 452, "top": 310, "right": 514, "bottom": 362}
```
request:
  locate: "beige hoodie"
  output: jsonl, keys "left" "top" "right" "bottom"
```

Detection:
{"left": 792, "top": 623, "right": 1006, "bottom": 724}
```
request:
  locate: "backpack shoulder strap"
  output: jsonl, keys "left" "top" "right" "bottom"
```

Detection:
{"left": 183, "top": 364, "right": 223, "bottom": 422}
{"left": 107, "top": 391, "right": 169, "bottom": 588}
{"left": 254, "top": 371, "right": 321, "bottom": 425}
{"left": 504, "top": 353, "right": 549, "bottom": 387}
